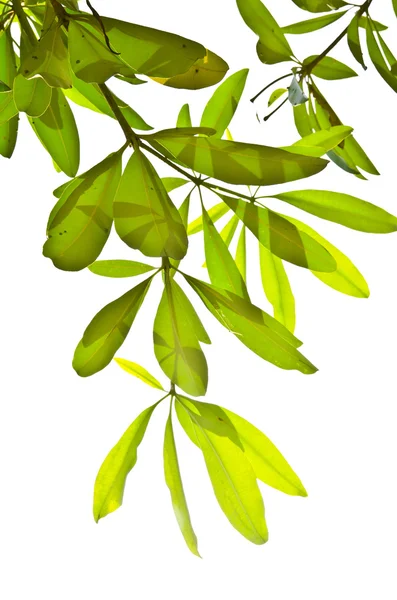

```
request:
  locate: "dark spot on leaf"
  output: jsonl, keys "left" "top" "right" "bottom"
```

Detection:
{"left": 24, "top": 70, "right": 29, "bottom": 74}
{"left": 218, "top": 417, "right": 224, "bottom": 422}
{"left": 59, "top": 232, "right": 63, "bottom": 235}
{"left": 81, "top": 34, "right": 85, "bottom": 38}
{"left": 195, "top": 69, "right": 199, "bottom": 73}
{"left": 76, "top": 59, "right": 81, "bottom": 64}
{"left": 32, "top": 55, "right": 38, "bottom": 60}
{"left": 182, "top": 44, "right": 186, "bottom": 48}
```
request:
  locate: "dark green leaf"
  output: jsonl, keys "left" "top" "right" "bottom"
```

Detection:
{"left": 348, "top": 14, "right": 366, "bottom": 70}
{"left": 88, "top": 260, "right": 156, "bottom": 278}
{"left": 366, "top": 19, "right": 397, "bottom": 92}
{"left": 282, "top": 11, "right": 346, "bottom": 34}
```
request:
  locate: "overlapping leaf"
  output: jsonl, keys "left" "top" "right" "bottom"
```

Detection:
{"left": 290, "top": 0, "right": 347, "bottom": 12}
{"left": 259, "top": 244, "right": 296, "bottom": 333}
{"left": 282, "top": 11, "right": 347, "bottom": 34}
{"left": 151, "top": 50, "right": 229, "bottom": 89}
{"left": 0, "top": 28, "right": 18, "bottom": 158}
{"left": 304, "top": 55, "right": 357, "bottom": 79}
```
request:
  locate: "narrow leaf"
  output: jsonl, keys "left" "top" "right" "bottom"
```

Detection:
{"left": 282, "top": 11, "right": 346, "bottom": 34}
{"left": 235, "top": 226, "right": 247, "bottom": 283}
{"left": 268, "top": 88, "right": 287, "bottom": 106}
{"left": 114, "top": 358, "right": 164, "bottom": 390}
{"left": 176, "top": 104, "right": 192, "bottom": 128}
{"left": 304, "top": 55, "right": 358, "bottom": 79}
{"left": 348, "top": 14, "right": 367, "bottom": 70}
{"left": 88, "top": 260, "right": 156, "bottom": 278}
{"left": 187, "top": 201, "right": 230, "bottom": 235}
{"left": 259, "top": 244, "right": 295, "bottom": 333}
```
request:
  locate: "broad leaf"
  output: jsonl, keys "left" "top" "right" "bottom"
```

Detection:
{"left": 273, "top": 189, "right": 397, "bottom": 233}
{"left": 13, "top": 74, "right": 52, "bottom": 116}
{"left": 73, "top": 277, "right": 152, "bottom": 377}
{"left": 164, "top": 410, "right": 200, "bottom": 556}
{"left": 28, "top": 88, "right": 80, "bottom": 176}
{"left": 219, "top": 194, "right": 336, "bottom": 272}
{"left": 259, "top": 244, "right": 296, "bottom": 333}
{"left": 161, "top": 177, "right": 189, "bottom": 193}
{"left": 154, "top": 278, "right": 209, "bottom": 396}
{"left": 348, "top": 14, "right": 366, "bottom": 70}
{"left": 114, "top": 358, "right": 164, "bottom": 390}
{"left": 44, "top": 152, "right": 121, "bottom": 271}
{"left": 290, "top": 0, "right": 347, "bottom": 12}
{"left": 114, "top": 149, "right": 188, "bottom": 259}
{"left": 150, "top": 136, "right": 328, "bottom": 185}
{"left": 200, "top": 69, "right": 249, "bottom": 137}
{"left": 176, "top": 398, "right": 268, "bottom": 545}
{"left": 304, "top": 55, "right": 358, "bottom": 79}
{"left": 280, "top": 214, "right": 369, "bottom": 298}
{"left": 0, "top": 29, "right": 18, "bottom": 158}
{"left": 282, "top": 11, "right": 346, "bottom": 34}
{"left": 0, "top": 90, "right": 18, "bottom": 126}
{"left": 151, "top": 50, "right": 229, "bottom": 90}
{"left": 93, "top": 402, "right": 160, "bottom": 522}
{"left": 88, "top": 260, "right": 156, "bottom": 278}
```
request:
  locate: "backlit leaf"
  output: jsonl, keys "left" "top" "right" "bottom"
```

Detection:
{"left": 348, "top": 14, "right": 366, "bottom": 70}
{"left": 176, "top": 104, "right": 192, "bottom": 128}
{"left": 0, "top": 90, "right": 18, "bottom": 126}
{"left": 0, "top": 29, "right": 18, "bottom": 158}
{"left": 114, "top": 358, "right": 164, "bottom": 390}
{"left": 88, "top": 260, "right": 156, "bottom": 278}
{"left": 114, "top": 149, "right": 188, "bottom": 259}
{"left": 93, "top": 401, "right": 160, "bottom": 521}
{"left": 235, "top": 226, "right": 247, "bottom": 283}
{"left": 282, "top": 11, "right": 346, "bottom": 34}
{"left": 268, "top": 88, "right": 287, "bottom": 106}
{"left": 290, "top": 0, "right": 347, "bottom": 12}
{"left": 73, "top": 277, "right": 152, "bottom": 377}
{"left": 170, "top": 192, "right": 192, "bottom": 276}
{"left": 13, "top": 73, "right": 52, "bottom": 116}
{"left": 152, "top": 50, "right": 229, "bottom": 89}
{"left": 161, "top": 177, "right": 190, "bottom": 193}
{"left": 366, "top": 19, "right": 397, "bottom": 93}
{"left": 281, "top": 125, "right": 353, "bottom": 157}
{"left": 187, "top": 201, "right": 230, "bottom": 235}
{"left": 304, "top": 55, "right": 358, "bottom": 79}
{"left": 259, "top": 244, "right": 296, "bottom": 333}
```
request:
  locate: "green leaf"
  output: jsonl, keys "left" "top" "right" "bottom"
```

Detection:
{"left": 144, "top": 126, "right": 216, "bottom": 139}
{"left": 393, "top": 0, "right": 397, "bottom": 18}
{"left": 281, "top": 125, "right": 353, "bottom": 157}
{"left": 293, "top": 102, "right": 313, "bottom": 138}
{"left": 273, "top": 189, "right": 397, "bottom": 233}
{"left": 202, "top": 204, "right": 249, "bottom": 299}
{"left": 21, "top": 21, "right": 72, "bottom": 88}
{"left": 183, "top": 274, "right": 319, "bottom": 375}
{"left": 0, "top": 29, "right": 18, "bottom": 158}
{"left": 43, "top": 152, "right": 121, "bottom": 271}
{"left": 200, "top": 69, "right": 249, "bottom": 138}
{"left": 259, "top": 244, "right": 295, "bottom": 333}
{"left": 150, "top": 136, "right": 328, "bottom": 186}
{"left": 348, "top": 14, "right": 367, "bottom": 70}
{"left": 176, "top": 398, "right": 268, "bottom": 545}
{"left": 65, "top": 74, "right": 152, "bottom": 130}
{"left": 282, "top": 11, "right": 346, "bottom": 34}
{"left": 358, "top": 16, "right": 387, "bottom": 31}
{"left": 98, "top": 16, "right": 206, "bottom": 78}
{"left": 152, "top": 49, "right": 229, "bottom": 90}
{"left": 187, "top": 201, "right": 230, "bottom": 235}
{"left": 68, "top": 20, "right": 136, "bottom": 83}
{"left": 164, "top": 409, "right": 200, "bottom": 557}
{"left": 202, "top": 214, "right": 239, "bottom": 268}
{"left": 304, "top": 55, "right": 358, "bottom": 79}
{"left": 161, "top": 177, "right": 189, "bottom": 193}
{"left": 73, "top": 277, "right": 152, "bottom": 377}
{"left": 28, "top": 88, "right": 80, "bottom": 177}
{"left": 114, "top": 358, "right": 164, "bottom": 390}
{"left": 268, "top": 87, "right": 287, "bottom": 106}
{"left": 153, "top": 278, "right": 209, "bottom": 397}
{"left": 281, "top": 214, "right": 369, "bottom": 298}
{"left": 0, "top": 90, "right": 18, "bottom": 126}
{"left": 236, "top": 0, "right": 293, "bottom": 64}
{"left": 93, "top": 401, "right": 160, "bottom": 522}
{"left": 114, "top": 149, "right": 188, "bottom": 259}
{"left": 170, "top": 192, "right": 192, "bottom": 276}
{"left": 176, "top": 104, "right": 192, "bottom": 128}
{"left": 13, "top": 73, "right": 52, "bottom": 116}
{"left": 235, "top": 226, "right": 247, "bottom": 283}
{"left": 366, "top": 19, "right": 397, "bottom": 93}
{"left": 290, "top": 0, "right": 347, "bottom": 12}
{"left": 88, "top": 260, "right": 156, "bottom": 278}
{"left": 219, "top": 194, "right": 336, "bottom": 272}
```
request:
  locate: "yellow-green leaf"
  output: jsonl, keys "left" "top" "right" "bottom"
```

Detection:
{"left": 268, "top": 87, "right": 287, "bottom": 106}
{"left": 304, "top": 55, "right": 358, "bottom": 79}
{"left": 0, "top": 29, "right": 18, "bottom": 158}
{"left": 114, "top": 358, "right": 164, "bottom": 390}
{"left": 187, "top": 201, "right": 230, "bottom": 235}
{"left": 151, "top": 50, "right": 229, "bottom": 89}
{"left": 13, "top": 73, "right": 52, "bottom": 116}
{"left": 281, "top": 125, "right": 353, "bottom": 158}
{"left": 88, "top": 260, "right": 156, "bottom": 278}
{"left": 259, "top": 244, "right": 296, "bottom": 333}
{"left": 282, "top": 11, "right": 346, "bottom": 34}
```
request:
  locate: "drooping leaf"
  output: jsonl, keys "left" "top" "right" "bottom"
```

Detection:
{"left": 290, "top": 0, "right": 347, "bottom": 12}
{"left": 152, "top": 50, "right": 229, "bottom": 89}
{"left": 268, "top": 88, "right": 287, "bottom": 106}
{"left": 176, "top": 104, "right": 192, "bottom": 128}
{"left": 200, "top": 69, "right": 249, "bottom": 137}
{"left": 154, "top": 278, "right": 209, "bottom": 397}
{"left": 358, "top": 16, "right": 387, "bottom": 31}
{"left": 280, "top": 214, "right": 369, "bottom": 298}
{"left": 235, "top": 226, "right": 247, "bottom": 283}
{"left": 366, "top": 19, "right": 397, "bottom": 93}
{"left": 161, "top": 177, "right": 190, "bottom": 193}
{"left": 281, "top": 125, "right": 353, "bottom": 157}
{"left": 0, "top": 89, "right": 18, "bottom": 126}
{"left": 114, "top": 358, "right": 164, "bottom": 390}
{"left": 150, "top": 136, "right": 328, "bottom": 185}
{"left": 393, "top": 0, "right": 397, "bottom": 18}
{"left": 187, "top": 202, "right": 230, "bottom": 235}
{"left": 202, "top": 213, "right": 240, "bottom": 268}
{"left": 347, "top": 14, "right": 367, "bottom": 70}
{"left": 273, "top": 189, "right": 397, "bottom": 233}
{"left": 219, "top": 194, "right": 336, "bottom": 272}
{"left": 0, "top": 29, "right": 18, "bottom": 158}
{"left": 282, "top": 11, "right": 346, "bottom": 34}
{"left": 293, "top": 102, "right": 313, "bottom": 138}
{"left": 13, "top": 73, "right": 52, "bottom": 116}
{"left": 44, "top": 152, "right": 121, "bottom": 271}
{"left": 303, "top": 55, "right": 358, "bottom": 79}
{"left": 259, "top": 244, "right": 296, "bottom": 333}
{"left": 88, "top": 260, "right": 156, "bottom": 278}
{"left": 236, "top": 0, "right": 293, "bottom": 64}
{"left": 28, "top": 88, "right": 80, "bottom": 176}
{"left": 183, "top": 274, "right": 319, "bottom": 375}
{"left": 164, "top": 409, "right": 200, "bottom": 556}
{"left": 170, "top": 192, "right": 192, "bottom": 276}
{"left": 114, "top": 149, "right": 188, "bottom": 259}
{"left": 93, "top": 401, "right": 160, "bottom": 522}
{"left": 73, "top": 277, "right": 152, "bottom": 377}
{"left": 176, "top": 397, "right": 268, "bottom": 545}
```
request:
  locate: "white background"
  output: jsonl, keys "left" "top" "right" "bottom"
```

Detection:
{"left": 1, "top": 0, "right": 397, "bottom": 598}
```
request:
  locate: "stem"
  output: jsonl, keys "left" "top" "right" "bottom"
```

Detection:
{"left": 98, "top": 82, "right": 140, "bottom": 149}
{"left": 250, "top": 73, "right": 291, "bottom": 103}
{"left": 263, "top": 97, "right": 288, "bottom": 122}
{"left": 12, "top": 0, "right": 36, "bottom": 44}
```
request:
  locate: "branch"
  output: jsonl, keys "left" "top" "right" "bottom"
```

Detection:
{"left": 12, "top": 0, "right": 36, "bottom": 45}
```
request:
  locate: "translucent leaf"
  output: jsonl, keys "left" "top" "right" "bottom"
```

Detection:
{"left": 170, "top": 192, "right": 191, "bottom": 276}
{"left": 150, "top": 136, "right": 328, "bottom": 186}
{"left": 303, "top": 55, "right": 358, "bottom": 79}
{"left": 88, "top": 260, "right": 156, "bottom": 278}
{"left": 113, "top": 149, "right": 188, "bottom": 259}
{"left": 93, "top": 402, "right": 160, "bottom": 522}
{"left": 259, "top": 244, "right": 296, "bottom": 333}
{"left": 219, "top": 194, "right": 336, "bottom": 272}
{"left": 176, "top": 397, "right": 268, "bottom": 545}
{"left": 273, "top": 189, "right": 397, "bottom": 233}
{"left": 153, "top": 278, "right": 209, "bottom": 397}
{"left": 347, "top": 14, "right": 366, "bottom": 70}
{"left": 44, "top": 152, "right": 121, "bottom": 271}
{"left": 28, "top": 89, "right": 80, "bottom": 177}
{"left": 293, "top": 102, "right": 312, "bottom": 138}
{"left": 282, "top": 11, "right": 346, "bottom": 34}
{"left": 366, "top": 19, "right": 397, "bottom": 93}
{"left": 281, "top": 125, "right": 353, "bottom": 157}
{"left": 268, "top": 88, "right": 287, "bottom": 106}
{"left": 73, "top": 277, "right": 152, "bottom": 377}
{"left": 0, "top": 90, "right": 18, "bottom": 126}
{"left": 358, "top": 16, "right": 387, "bottom": 32}
{"left": 236, "top": 0, "right": 293, "bottom": 64}
{"left": 183, "top": 274, "right": 318, "bottom": 375}
{"left": 202, "top": 205, "right": 249, "bottom": 299}
{"left": 176, "top": 104, "right": 192, "bottom": 128}
{"left": 290, "top": 0, "right": 347, "bottom": 12}
{"left": 0, "top": 29, "right": 18, "bottom": 158}
{"left": 152, "top": 50, "right": 229, "bottom": 90}
{"left": 161, "top": 177, "right": 189, "bottom": 193}
{"left": 235, "top": 226, "right": 247, "bottom": 283}
{"left": 144, "top": 126, "right": 216, "bottom": 139}
{"left": 187, "top": 202, "right": 230, "bottom": 235}
{"left": 114, "top": 358, "right": 164, "bottom": 390}
{"left": 200, "top": 69, "right": 249, "bottom": 137}
{"left": 280, "top": 214, "right": 369, "bottom": 298}
{"left": 13, "top": 73, "right": 52, "bottom": 116}
{"left": 164, "top": 410, "right": 200, "bottom": 556}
